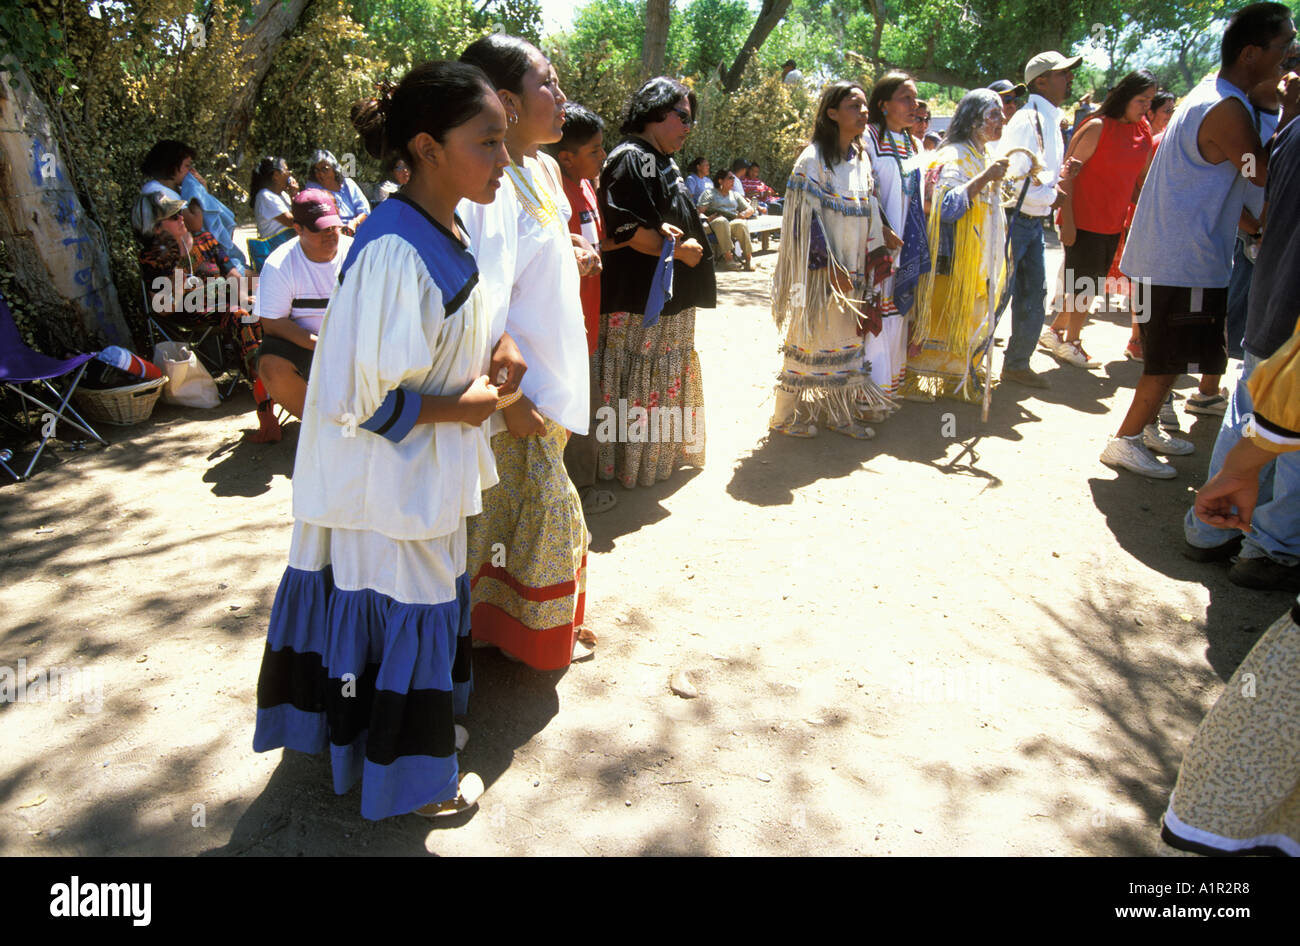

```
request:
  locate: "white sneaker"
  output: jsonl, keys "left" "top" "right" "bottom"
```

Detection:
{"left": 1053, "top": 338, "right": 1093, "bottom": 367}
{"left": 1185, "top": 388, "right": 1229, "bottom": 416}
{"left": 1143, "top": 424, "right": 1194, "bottom": 456}
{"left": 1039, "top": 326, "right": 1064, "bottom": 351}
{"left": 1101, "top": 435, "right": 1176, "bottom": 479}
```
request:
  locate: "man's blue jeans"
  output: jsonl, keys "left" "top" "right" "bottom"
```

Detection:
{"left": 1224, "top": 237, "right": 1252, "bottom": 361}
{"left": 1002, "top": 210, "right": 1047, "bottom": 371}
{"left": 1183, "top": 351, "right": 1300, "bottom": 564}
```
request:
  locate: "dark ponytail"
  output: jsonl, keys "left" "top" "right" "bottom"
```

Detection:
{"left": 248, "top": 156, "right": 284, "bottom": 209}
{"left": 350, "top": 61, "right": 496, "bottom": 165}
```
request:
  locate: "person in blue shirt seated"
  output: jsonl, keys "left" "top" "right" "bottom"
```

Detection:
{"left": 684, "top": 156, "right": 710, "bottom": 203}
{"left": 305, "top": 149, "right": 371, "bottom": 234}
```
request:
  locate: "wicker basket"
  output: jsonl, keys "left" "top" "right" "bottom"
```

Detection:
{"left": 72, "top": 376, "right": 168, "bottom": 426}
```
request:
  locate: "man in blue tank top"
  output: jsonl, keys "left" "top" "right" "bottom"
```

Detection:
{"left": 1102, "top": 2, "right": 1298, "bottom": 480}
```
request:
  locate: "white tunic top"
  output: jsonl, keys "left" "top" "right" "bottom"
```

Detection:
{"left": 459, "top": 156, "right": 590, "bottom": 435}
{"left": 292, "top": 201, "right": 498, "bottom": 542}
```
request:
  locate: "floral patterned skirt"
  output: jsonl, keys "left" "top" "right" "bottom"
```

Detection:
{"left": 1161, "top": 606, "right": 1300, "bottom": 856}
{"left": 465, "top": 421, "right": 588, "bottom": 671}
{"left": 595, "top": 307, "right": 706, "bottom": 488}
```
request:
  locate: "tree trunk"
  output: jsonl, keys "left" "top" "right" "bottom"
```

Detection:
{"left": 1177, "top": 35, "right": 1196, "bottom": 92}
{"left": 642, "top": 0, "right": 671, "bottom": 79}
{"left": 0, "top": 59, "right": 130, "bottom": 350}
{"left": 865, "top": 0, "right": 885, "bottom": 79}
{"left": 216, "top": 0, "right": 312, "bottom": 166}
{"left": 720, "top": 0, "right": 793, "bottom": 93}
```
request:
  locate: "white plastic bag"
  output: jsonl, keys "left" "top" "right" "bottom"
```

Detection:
{"left": 153, "top": 341, "right": 220, "bottom": 408}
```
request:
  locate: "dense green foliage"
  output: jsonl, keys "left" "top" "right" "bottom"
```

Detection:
{"left": 0, "top": 0, "right": 1250, "bottom": 354}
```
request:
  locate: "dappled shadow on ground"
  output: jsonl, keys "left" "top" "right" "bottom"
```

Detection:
{"left": 206, "top": 650, "right": 563, "bottom": 856}
{"left": 203, "top": 421, "right": 298, "bottom": 498}
{"left": 586, "top": 467, "right": 701, "bottom": 553}
{"left": 725, "top": 428, "right": 874, "bottom": 506}
{"left": 0, "top": 382, "right": 264, "bottom": 488}
{"left": 897, "top": 585, "right": 1268, "bottom": 857}
{"left": 1087, "top": 476, "right": 1292, "bottom": 679}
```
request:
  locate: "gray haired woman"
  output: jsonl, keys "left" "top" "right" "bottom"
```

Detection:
{"left": 305, "top": 148, "right": 370, "bottom": 232}
{"left": 906, "top": 89, "right": 1011, "bottom": 402}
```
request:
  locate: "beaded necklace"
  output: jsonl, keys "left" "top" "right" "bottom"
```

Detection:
{"left": 507, "top": 159, "right": 561, "bottom": 230}
{"left": 883, "top": 127, "right": 919, "bottom": 198}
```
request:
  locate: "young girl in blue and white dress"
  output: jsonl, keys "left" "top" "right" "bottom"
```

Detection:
{"left": 252, "top": 60, "right": 525, "bottom": 820}
{"left": 864, "top": 72, "right": 931, "bottom": 410}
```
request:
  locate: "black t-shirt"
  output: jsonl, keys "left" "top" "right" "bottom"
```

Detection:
{"left": 1245, "top": 116, "right": 1300, "bottom": 360}
{"left": 598, "top": 137, "right": 717, "bottom": 316}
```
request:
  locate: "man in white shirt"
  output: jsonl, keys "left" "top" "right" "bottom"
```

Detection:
{"left": 254, "top": 190, "right": 352, "bottom": 419}
{"left": 996, "top": 50, "right": 1081, "bottom": 389}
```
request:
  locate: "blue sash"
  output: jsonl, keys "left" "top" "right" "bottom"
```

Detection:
{"left": 892, "top": 172, "right": 930, "bottom": 318}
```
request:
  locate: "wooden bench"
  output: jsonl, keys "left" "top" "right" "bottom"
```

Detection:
{"left": 703, "top": 213, "right": 783, "bottom": 255}
{"left": 746, "top": 214, "right": 782, "bottom": 252}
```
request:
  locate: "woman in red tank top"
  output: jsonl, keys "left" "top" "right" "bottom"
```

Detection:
{"left": 1041, "top": 70, "right": 1157, "bottom": 367}
{"left": 1113, "top": 90, "right": 1176, "bottom": 360}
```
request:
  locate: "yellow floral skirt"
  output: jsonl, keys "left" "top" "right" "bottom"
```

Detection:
{"left": 465, "top": 420, "right": 588, "bottom": 670}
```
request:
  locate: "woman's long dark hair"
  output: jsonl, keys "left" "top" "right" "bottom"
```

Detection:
{"left": 460, "top": 32, "right": 537, "bottom": 94}
{"left": 867, "top": 71, "right": 914, "bottom": 132}
{"left": 140, "top": 140, "right": 196, "bottom": 181}
{"left": 1097, "top": 69, "right": 1158, "bottom": 120}
{"left": 248, "top": 156, "right": 285, "bottom": 209}
{"left": 812, "top": 81, "right": 867, "bottom": 168}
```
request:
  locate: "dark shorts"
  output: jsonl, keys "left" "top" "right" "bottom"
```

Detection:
{"left": 255, "top": 335, "right": 314, "bottom": 379}
{"left": 1062, "top": 229, "right": 1121, "bottom": 303}
{"left": 1137, "top": 284, "right": 1228, "bottom": 377}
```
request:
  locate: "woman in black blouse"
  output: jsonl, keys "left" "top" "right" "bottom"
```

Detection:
{"left": 597, "top": 76, "right": 716, "bottom": 489}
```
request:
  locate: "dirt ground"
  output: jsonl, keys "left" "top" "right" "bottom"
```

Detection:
{"left": 1, "top": 237, "right": 1291, "bottom": 856}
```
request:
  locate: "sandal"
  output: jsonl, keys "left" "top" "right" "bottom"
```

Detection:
{"left": 580, "top": 487, "right": 617, "bottom": 515}
{"left": 572, "top": 638, "right": 595, "bottom": 662}
{"left": 773, "top": 421, "right": 818, "bottom": 438}
{"left": 414, "top": 772, "right": 484, "bottom": 818}
{"left": 829, "top": 422, "right": 875, "bottom": 440}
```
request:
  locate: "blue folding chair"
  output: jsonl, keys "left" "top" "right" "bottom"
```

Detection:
{"left": 0, "top": 292, "right": 107, "bottom": 481}
{"left": 246, "top": 228, "right": 293, "bottom": 274}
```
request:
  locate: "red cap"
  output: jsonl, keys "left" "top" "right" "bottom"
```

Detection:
{"left": 292, "top": 189, "right": 343, "bottom": 231}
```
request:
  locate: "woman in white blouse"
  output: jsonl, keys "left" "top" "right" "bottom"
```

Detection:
{"left": 459, "top": 33, "right": 594, "bottom": 668}
{"left": 249, "top": 156, "right": 300, "bottom": 240}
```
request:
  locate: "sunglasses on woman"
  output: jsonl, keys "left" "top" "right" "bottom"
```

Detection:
{"left": 671, "top": 107, "right": 694, "bottom": 127}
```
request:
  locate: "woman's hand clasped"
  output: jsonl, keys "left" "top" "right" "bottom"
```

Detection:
{"left": 504, "top": 394, "right": 547, "bottom": 439}
{"left": 458, "top": 375, "right": 499, "bottom": 426}
{"left": 674, "top": 237, "right": 704, "bottom": 267}
{"left": 490, "top": 332, "right": 527, "bottom": 396}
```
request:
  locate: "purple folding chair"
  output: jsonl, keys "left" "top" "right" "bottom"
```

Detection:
{"left": 0, "top": 292, "right": 107, "bottom": 481}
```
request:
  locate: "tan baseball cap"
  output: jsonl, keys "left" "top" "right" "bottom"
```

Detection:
{"left": 1024, "top": 51, "right": 1083, "bottom": 84}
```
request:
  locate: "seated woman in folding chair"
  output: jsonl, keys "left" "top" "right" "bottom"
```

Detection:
{"left": 133, "top": 192, "right": 279, "bottom": 441}
{"left": 247, "top": 156, "right": 300, "bottom": 271}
